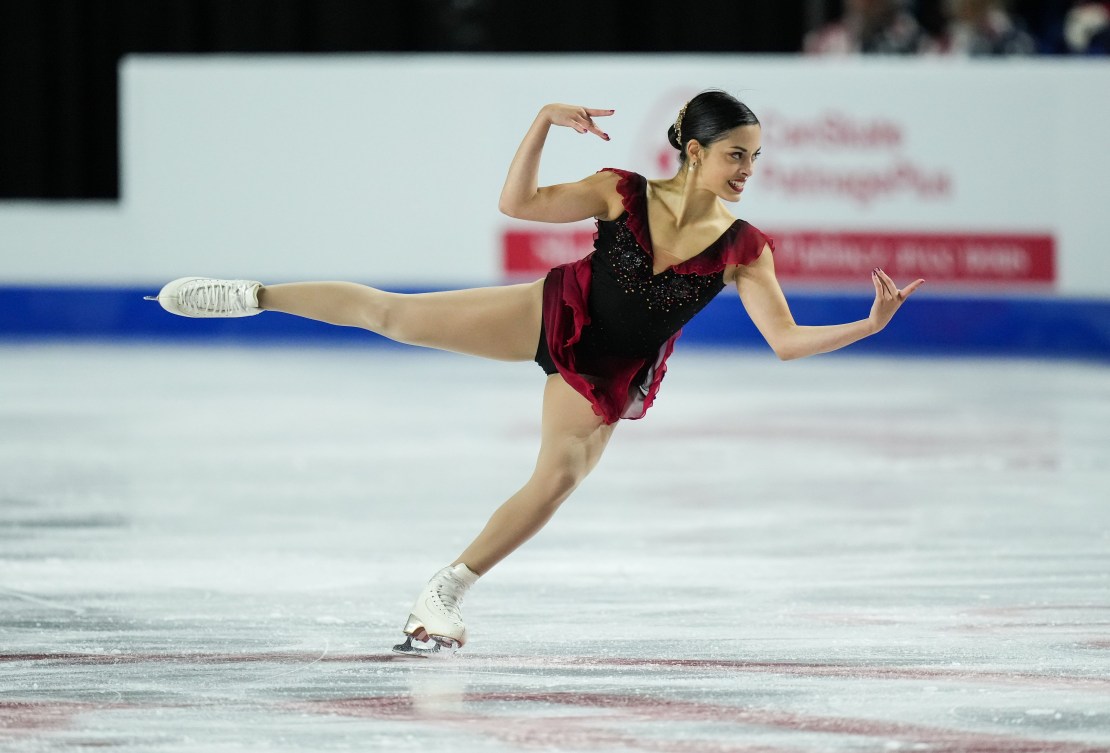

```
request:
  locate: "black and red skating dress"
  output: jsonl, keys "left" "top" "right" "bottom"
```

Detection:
{"left": 536, "top": 168, "right": 774, "bottom": 424}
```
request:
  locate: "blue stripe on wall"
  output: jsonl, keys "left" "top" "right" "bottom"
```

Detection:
{"left": 2, "top": 285, "right": 1109, "bottom": 360}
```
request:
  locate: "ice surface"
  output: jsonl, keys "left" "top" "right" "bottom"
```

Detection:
{"left": 2, "top": 343, "right": 1109, "bottom": 752}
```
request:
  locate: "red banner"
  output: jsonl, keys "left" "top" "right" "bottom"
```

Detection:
{"left": 503, "top": 230, "right": 597, "bottom": 278}
{"left": 770, "top": 231, "right": 1055, "bottom": 288}
{"left": 503, "top": 228, "right": 1055, "bottom": 289}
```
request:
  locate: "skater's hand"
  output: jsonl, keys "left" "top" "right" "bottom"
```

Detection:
{"left": 542, "top": 104, "right": 614, "bottom": 141}
{"left": 869, "top": 268, "right": 924, "bottom": 333}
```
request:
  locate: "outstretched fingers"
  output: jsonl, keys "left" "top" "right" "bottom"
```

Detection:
{"left": 868, "top": 268, "right": 926, "bottom": 332}
{"left": 873, "top": 268, "right": 924, "bottom": 301}
{"left": 578, "top": 108, "right": 614, "bottom": 140}
{"left": 567, "top": 107, "right": 614, "bottom": 140}
{"left": 545, "top": 103, "right": 615, "bottom": 140}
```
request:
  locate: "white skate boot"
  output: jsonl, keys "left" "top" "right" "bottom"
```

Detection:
{"left": 145, "top": 277, "right": 263, "bottom": 318}
{"left": 392, "top": 563, "right": 480, "bottom": 657}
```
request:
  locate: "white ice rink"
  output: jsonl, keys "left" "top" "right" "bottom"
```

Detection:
{"left": 2, "top": 343, "right": 1109, "bottom": 752}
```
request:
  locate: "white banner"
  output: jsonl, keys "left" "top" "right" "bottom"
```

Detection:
{"left": 0, "top": 56, "right": 1106, "bottom": 297}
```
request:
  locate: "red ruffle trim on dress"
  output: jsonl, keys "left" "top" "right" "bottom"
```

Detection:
{"left": 542, "top": 168, "right": 774, "bottom": 425}
{"left": 603, "top": 167, "right": 774, "bottom": 275}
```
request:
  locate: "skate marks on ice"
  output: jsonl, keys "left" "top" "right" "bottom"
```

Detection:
{"left": 5, "top": 592, "right": 1110, "bottom": 752}
{"left": 2, "top": 345, "right": 1110, "bottom": 751}
{"left": 4, "top": 649, "right": 1110, "bottom": 753}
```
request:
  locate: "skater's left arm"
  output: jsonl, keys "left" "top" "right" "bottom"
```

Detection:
{"left": 729, "top": 247, "right": 924, "bottom": 361}
{"left": 499, "top": 104, "right": 619, "bottom": 223}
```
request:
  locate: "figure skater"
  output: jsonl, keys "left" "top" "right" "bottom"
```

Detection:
{"left": 147, "top": 90, "right": 924, "bottom": 656}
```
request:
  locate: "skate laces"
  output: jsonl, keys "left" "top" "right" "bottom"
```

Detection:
{"left": 430, "top": 572, "right": 469, "bottom": 624}
{"left": 183, "top": 280, "right": 253, "bottom": 314}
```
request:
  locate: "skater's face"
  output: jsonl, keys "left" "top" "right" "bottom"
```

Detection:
{"left": 690, "top": 124, "right": 761, "bottom": 203}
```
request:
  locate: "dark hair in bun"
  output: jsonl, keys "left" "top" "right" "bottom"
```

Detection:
{"left": 667, "top": 90, "right": 759, "bottom": 164}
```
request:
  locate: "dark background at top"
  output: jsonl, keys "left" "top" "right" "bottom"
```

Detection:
{"left": 0, "top": 0, "right": 1058, "bottom": 200}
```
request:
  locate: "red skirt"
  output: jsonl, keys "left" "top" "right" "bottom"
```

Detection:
{"left": 541, "top": 260, "right": 679, "bottom": 425}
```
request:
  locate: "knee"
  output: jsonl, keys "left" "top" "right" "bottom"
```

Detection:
{"left": 364, "top": 291, "right": 401, "bottom": 338}
{"left": 532, "top": 464, "right": 588, "bottom": 507}
{"left": 376, "top": 292, "right": 441, "bottom": 346}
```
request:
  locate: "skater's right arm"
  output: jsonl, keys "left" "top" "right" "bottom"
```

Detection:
{"left": 498, "top": 104, "right": 623, "bottom": 223}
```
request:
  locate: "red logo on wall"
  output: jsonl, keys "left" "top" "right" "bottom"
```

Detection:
{"left": 770, "top": 231, "right": 1054, "bottom": 288}
{"left": 502, "top": 228, "right": 1055, "bottom": 289}
{"left": 503, "top": 229, "right": 596, "bottom": 278}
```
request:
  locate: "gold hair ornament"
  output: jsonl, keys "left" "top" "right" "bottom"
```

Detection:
{"left": 674, "top": 102, "right": 689, "bottom": 150}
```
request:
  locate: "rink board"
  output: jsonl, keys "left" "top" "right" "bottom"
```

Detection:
{"left": 1, "top": 285, "right": 1110, "bottom": 360}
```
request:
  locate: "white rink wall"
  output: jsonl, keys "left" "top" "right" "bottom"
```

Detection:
{"left": 1, "top": 55, "right": 1108, "bottom": 359}
{"left": 0, "top": 54, "right": 1107, "bottom": 296}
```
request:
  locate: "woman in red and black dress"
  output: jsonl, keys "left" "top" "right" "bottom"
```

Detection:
{"left": 150, "top": 90, "right": 924, "bottom": 655}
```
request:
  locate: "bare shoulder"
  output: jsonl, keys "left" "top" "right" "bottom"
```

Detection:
{"left": 724, "top": 242, "right": 775, "bottom": 285}
{"left": 586, "top": 169, "right": 625, "bottom": 221}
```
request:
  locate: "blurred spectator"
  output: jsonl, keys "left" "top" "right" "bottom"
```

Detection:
{"left": 805, "top": 0, "right": 932, "bottom": 54}
{"left": 931, "top": 0, "right": 1037, "bottom": 55}
{"left": 1064, "top": 1, "right": 1110, "bottom": 52}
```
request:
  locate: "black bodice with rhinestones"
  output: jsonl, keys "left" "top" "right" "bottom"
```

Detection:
{"left": 538, "top": 168, "right": 771, "bottom": 424}
{"left": 578, "top": 213, "right": 729, "bottom": 360}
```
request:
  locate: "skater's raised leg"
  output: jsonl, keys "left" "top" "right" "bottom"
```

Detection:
{"left": 258, "top": 281, "right": 543, "bottom": 361}
{"left": 395, "top": 374, "right": 615, "bottom": 655}
{"left": 150, "top": 277, "right": 544, "bottom": 362}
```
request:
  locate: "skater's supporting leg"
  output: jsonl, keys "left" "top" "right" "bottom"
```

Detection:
{"left": 396, "top": 374, "right": 613, "bottom": 653}
{"left": 258, "top": 280, "right": 544, "bottom": 361}
{"left": 453, "top": 374, "right": 616, "bottom": 575}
